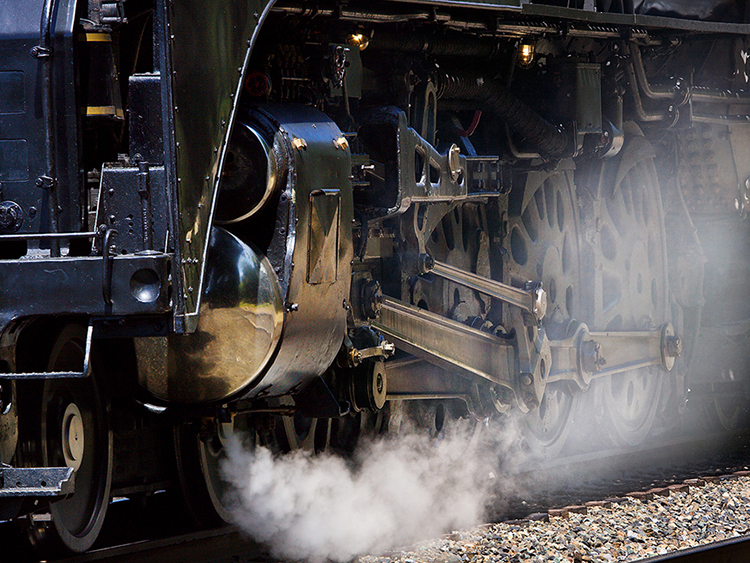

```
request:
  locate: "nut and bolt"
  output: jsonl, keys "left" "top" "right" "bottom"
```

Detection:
{"left": 665, "top": 336, "right": 682, "bottom": 358}
{"left": 581, "top": 340, "right": 606, "bottom": 373}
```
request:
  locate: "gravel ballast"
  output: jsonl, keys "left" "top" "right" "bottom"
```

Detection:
{"left": 358, "top": 474, "right": 750, "bottom": 563}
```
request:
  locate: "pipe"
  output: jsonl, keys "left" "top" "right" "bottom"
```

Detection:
{"left": 630, "top": 43, "right": 750, "bottom": 106}
{"left": 36, "top": 0, "right": 61, "bottom": 257}
{"left": 624, "top": 60, "right": 678, "bottom": 124}
{"left": 629, "top": 43, "right": 686, "bottom": 103}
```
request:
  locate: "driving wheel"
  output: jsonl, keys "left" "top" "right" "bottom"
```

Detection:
{"left": 506, "top": 166, "right": 583, "bottom": 456}
{"left": 28, "top": 325, "right": 113, "bottom": 554}
{"left": 583, "top": 124, "right": 670, "bottom": 447}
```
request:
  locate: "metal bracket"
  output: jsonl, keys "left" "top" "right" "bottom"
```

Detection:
{"left": 0, "top": 323, "right": 93, "bottom": 380}
{"left": 102, "top": 227, "right": 118, "bottom": 305}
{"left": 29, "top": 45, "right": 51, "bottom": 59}
{"left": 349, "top": 341, "right": 395, "bottom": 366}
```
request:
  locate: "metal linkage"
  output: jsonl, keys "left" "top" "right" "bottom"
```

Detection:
{"left": 372, "top": 296, "right": 517, "bottom": 392}
{"left": 370, "top": 293, "right": 681, "bottom": 414}
{"left": 547, "top": 322, "right": 681, "bottom": 391}
{"left": 419, "top": 253, "right": 547, "bottom": 322}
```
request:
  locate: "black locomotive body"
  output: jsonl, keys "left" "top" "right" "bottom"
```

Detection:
{"left": 1, "top": 0, "right": 749, "bottom": 554}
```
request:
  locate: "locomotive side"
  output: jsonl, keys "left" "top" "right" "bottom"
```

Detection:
{"left": 0, "top": 0, "right": 749, "bottom": 554}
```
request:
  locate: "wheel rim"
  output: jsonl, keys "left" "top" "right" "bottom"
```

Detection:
{"left": 507, "top": 169, "right": 581, "bottom": 455}
{"left": 586, "top": 131, "right": 669, "bottom": 447}
{"left": 32, "top": 326, "right": 112, "bottom": 554}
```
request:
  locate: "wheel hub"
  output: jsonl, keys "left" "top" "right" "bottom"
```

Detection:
{"left": 61, "top": 403, "right": 84, "bottom": 471}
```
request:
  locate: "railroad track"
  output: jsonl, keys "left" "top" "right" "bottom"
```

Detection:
{"left": 4, "top": 427, "right": 750, "bottom": 563}
{"left": 55, "top": 529, "right": 271, "bottom": 563}
{"left": 641, "top": 535, "right": 750, "bottom": 563}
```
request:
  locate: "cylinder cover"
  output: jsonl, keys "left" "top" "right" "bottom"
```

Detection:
{"left": 135, "top": 227, "right": 284, "bottom": 403}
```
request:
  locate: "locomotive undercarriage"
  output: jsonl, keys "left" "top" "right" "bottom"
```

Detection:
{"left": 1, "top": 0, "right": 750, "bottom": 555}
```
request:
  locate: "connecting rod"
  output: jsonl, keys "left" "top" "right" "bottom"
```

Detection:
{"left": 370, "top": 293, "right": 681, "bottom": 413}
{"left": 547, "top": 322, "right": 681, "bottom": 391}
{"left": 419, "top": 253, "right": 547, "bottom": 322}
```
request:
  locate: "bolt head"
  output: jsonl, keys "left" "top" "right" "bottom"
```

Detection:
{"left": 666, "top": 336, "right": 682, "bottom": 358}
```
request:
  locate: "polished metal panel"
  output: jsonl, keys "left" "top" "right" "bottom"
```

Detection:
{"left": 165, "top": 0, "right": 273, "bottom": 332}
{"left": 135, "top": 228, "right": 283, "bottom": 403}
{"left": 244, "top": 105, "right": 353, "bottom": 398}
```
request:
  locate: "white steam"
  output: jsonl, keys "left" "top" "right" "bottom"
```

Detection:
{"left": 220, "top": 421, "right": 512, "bottom": 562}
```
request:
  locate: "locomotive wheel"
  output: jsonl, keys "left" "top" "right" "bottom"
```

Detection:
{"left": 175, "top": 414, "right": 260, "bottom": 527}
{"left": 280, "top": 412, "right": 331, "bottom": 452}
{"left": 28, "top": 325, "right": 113, "bottom": 554}
{"left": 507, "top": 168, "right": 582, "bottom": 456}
{"left": 584, "top": 125, "right": 669, "bottom": 447}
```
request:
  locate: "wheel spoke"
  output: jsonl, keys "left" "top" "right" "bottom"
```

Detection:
{"left": 507, "top": 169, "right": 581, "bottom": 456}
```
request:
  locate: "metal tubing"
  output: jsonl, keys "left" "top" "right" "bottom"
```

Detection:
{"left": 629, "top": 43, "right": 683, "bottom": 102}
{"left": 38, "top": 0, "right": 61, "bottom": 257}
{"left": 691, "top": 113, "right": 750, "bottom": 125}
{"left": 630, "top": 44, "right": 750, "bottom": 106}
{"left": 436, "top": 71, "right": 573, "bottom": 158}
{"left": 624, "top": 61, "right": 676, "bottom": 123}
{"left": 692, "top": 87, "right": 750, "bottom": 104}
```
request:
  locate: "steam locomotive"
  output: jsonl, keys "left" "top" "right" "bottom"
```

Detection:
{"left": 1, "top": 0, "right": 749, "bottom": 555}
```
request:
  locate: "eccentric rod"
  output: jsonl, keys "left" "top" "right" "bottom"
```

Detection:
{"left": 419, "top": 254, "right": 547, "bottom": 322}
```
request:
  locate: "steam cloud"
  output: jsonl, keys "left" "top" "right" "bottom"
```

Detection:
{"left": 221, "top": 418, "right": 521, "bottom": 562}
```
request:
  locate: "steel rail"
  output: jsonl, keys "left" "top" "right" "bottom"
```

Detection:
{"left": 638, "top": 534, "right": 750, "bottom": 562}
